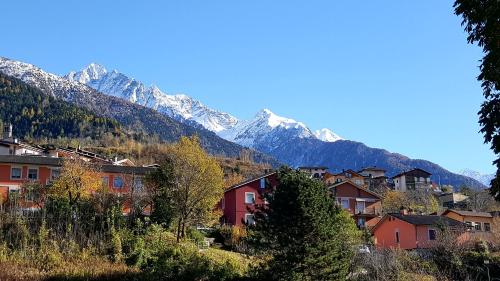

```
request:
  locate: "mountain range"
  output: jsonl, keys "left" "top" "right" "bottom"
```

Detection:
{"left": 458, "top": 169, "right": 495, "bottom": 187}
{"left": 0, "top": 57, "right": 486, "bottom": 188}
{"left": 0, "top": 57, "right": 277, "bottom": 165}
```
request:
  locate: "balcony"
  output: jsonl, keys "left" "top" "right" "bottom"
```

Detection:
{"left": 354, "top": 206, "right": 381, "bottom": 216}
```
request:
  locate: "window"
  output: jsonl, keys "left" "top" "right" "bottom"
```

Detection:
{"left": 11, "top": 167, "right": 21, "bottom": 179}
{"left": 355, "top": 179, "right": 362, "bottom": 185}
{"left": 395, "top": 231, "right": 400, "bottom": 243}
{"left": 113, "top": 176, "right": 124, "bottom": 189}
{"left": 341, "top": 199, "right": 349, "bottom": 209}
{"left": 245, "top": 192, "right": 255, "bottom": 204}
{"left": 245, "top": 214, "right": 255, "bottom": 225}
{"left": 465, "top": 221, "right": 472, "bottom": 229}
{"left": 474, "top": 222, "right": 482, "bottom": 231}
{"left": 134, "top": 177, "right": 143, "bottom": 190}
{"left": 355, "top": 201, "right": 365, "bottom": 214}
{"left": 484, "top": 223, "right": 491, "bottom": 232}
{"left": 50, "top": 169, "right": 60, "bottom": 181}
{"left": 357, "top": 217, "right": 366, "bottom": 227}
{"left": 28, "top": 168, "right": 38, "bottom": 180}
{"left": 9, "top": 189, "right": 20, "bottom": 200}
{"left": 259, "top": 178, "right": 266, "bottom": 189}
{"left": 25, "top": 189, "right": 37, "bottom": 202}
{"left": 102, "top": 177, "right": 109, "bottom": 187}
{"left": 428, "top": 229, "right": 436, "bottom": 241}
{"left": 336, "top": 178, "right": 342, "bottom": 183}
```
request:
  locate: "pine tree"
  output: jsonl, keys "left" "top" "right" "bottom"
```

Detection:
{"left": 251, "top": 167, "right": 361, "bottom": 281}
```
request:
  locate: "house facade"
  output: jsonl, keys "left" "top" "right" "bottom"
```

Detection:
{"left": 358, "top": 167, "right": 388, "bottom": 191}
{"left": 371, "top": 213, "right": 464, "bottom": 249}
{"left": 298, "top": 166, "right": 328, "bottom": 179}
{"left": 329, "top": 180, "right": 382, "bottom": 227}
{"left": 441, "top": 209, "right": 496, "bottom": 243}
{"left": 221, "top": 172, "right": 278, "bottom": 226}
{"left": 0, "top": 155, "right": 154, "bottom": 213}
{"left": 392, "top": 168, "right": 433, "bottom": 191}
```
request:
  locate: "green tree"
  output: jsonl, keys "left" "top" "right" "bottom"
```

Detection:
{"left": 454, "top": 0, "right": 500, "bottom": 200}
{"left": 251, "top": 167, "right": 361, "bottom": 281}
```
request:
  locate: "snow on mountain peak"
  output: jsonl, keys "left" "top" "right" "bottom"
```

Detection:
{"left": 314, "top": 128, "right": 342, "bottom": 142}
{"left": 65, "top": 63, "right": 107, "bottom": 84}
{"left": 65, "top": 64, "right": 239, "bottom": 133}
{"left": 62, "top": 61, "right": 344, "bottom": 146}
{"left": 256, "top": 109, "right": 308, "bottom": 130}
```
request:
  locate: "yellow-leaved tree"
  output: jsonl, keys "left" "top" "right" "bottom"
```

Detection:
{"left": 382, "top": 190, "right": 408, "bottom": 213}
{"left": 147, "top": 136, "right": 224, "bottom": 242}
{"left": 50, "top": 158, "right": 103, "bottom": 210}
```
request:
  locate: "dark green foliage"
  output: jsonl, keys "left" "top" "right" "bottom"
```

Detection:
{"left": 251, "top": 167, "right": 360, "bottom": 281}
{"left": 146, "top": 157, "right": 177, "bottom": 228}
{"left": 0, "top": 73, "right": 122, "bottom": 140}
{"left": 454, "top": 0, "right": 500, "bottom": 199}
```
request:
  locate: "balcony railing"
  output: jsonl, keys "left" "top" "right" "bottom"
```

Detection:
{"left": 354, "top": 206, "right": 381, "bottom": 216}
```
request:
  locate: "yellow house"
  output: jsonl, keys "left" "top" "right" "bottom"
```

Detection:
{"left": 441, "top": 209, "right": 496, "bottom": 244}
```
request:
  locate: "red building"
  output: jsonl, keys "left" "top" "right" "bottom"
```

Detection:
{"left": 0, "top": 155, "right": 154, "bottom": 213}
{"left": 371, "top": 213, "right": 464, "bottom": 249}
{"left": 221, "top": 172, "right": 278, "bottom": 226}
{"left": 329, "top": 180, "right": 382, "bottom": 228}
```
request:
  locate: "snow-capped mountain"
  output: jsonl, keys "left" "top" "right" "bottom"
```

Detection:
{"left": 458, "top": 169, "right": 495, "bottom": 187}
{"left": 0, "top": 56, "right": 279, "bottom": 161}
{"left": 65, "top": 63, "right": 343, "bottom": 145}
{"left": 0, "top": 56, "right": 487, "bottom": 189}
{"left": 314, "top": 128, "right": 342, "bottom": 142}
{"left": 65, "top": 64, "right": 238, "bottom": 133}
{"left": 220, "top": 109, "right": 316, "bottom": 147}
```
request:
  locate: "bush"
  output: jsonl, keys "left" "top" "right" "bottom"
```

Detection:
{"left": 186, "top": 227, "right": 205, "bottom": 244}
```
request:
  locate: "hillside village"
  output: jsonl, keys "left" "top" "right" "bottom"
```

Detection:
{"left": 1, "top": 122, "right": 498, "bottom": 253}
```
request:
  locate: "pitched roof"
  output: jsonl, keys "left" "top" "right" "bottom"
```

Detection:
{"left": 298, "top": 166, "right": 328, "bottom": 170}
{"left": 225, "top": 171, "right": 276, "bottom": 192}
{"left": 442, "top": 209, "right": 493, "bottom": 218}
{"left": 391, "top": 168, "right": 432, "bottom": 179}
{"left": 390, "top": 213, "right": 463, "bottom": 227}
{"left": 371, "top": 213, "right": 464, "bottom": 232}
{"left": 333, "top": 169, "right": 364, "bottom": 178}
{"left": 328, "top": 180, "right": 381, "bottom": 199}
{"left": 0, "top": 155, "right": 155, "bottom": 175}
{"left": 359, "top": 166, "right": 386, "bottom": 172}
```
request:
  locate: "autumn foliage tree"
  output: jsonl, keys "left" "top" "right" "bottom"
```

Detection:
{"left": 50, "top": 158, "right": 103, "bottom": 210}
{"left": 147, "top": 136, "right": 224, "bottom": 242}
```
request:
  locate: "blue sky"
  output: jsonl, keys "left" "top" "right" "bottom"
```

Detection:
{"left": 1, "top": 1, "right": 496, "bottom": 174}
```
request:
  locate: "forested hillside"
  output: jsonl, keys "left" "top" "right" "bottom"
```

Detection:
{"left": 0, "top": 73, "right": 123, "bottom": 140}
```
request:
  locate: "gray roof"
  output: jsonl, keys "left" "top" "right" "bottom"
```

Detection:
{"left": 390, "top": 213, "right": 463, "bottom": 227}
{"left": 0, "top": 155, "right": 155, "bottom": 175}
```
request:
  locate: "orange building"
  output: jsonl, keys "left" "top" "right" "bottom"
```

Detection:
{"left": 371, "top": 213, "right": 464, "bottom": 249}
{"left": 441, "top": 209, "right": 496, "bottom": 243}
{"left": 0, "top": 155, "right": 154, "bottom": 213}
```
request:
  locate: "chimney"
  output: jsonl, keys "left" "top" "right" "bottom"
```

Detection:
{"left": 3, "top": 123, "right": 12, "bottom": 140}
